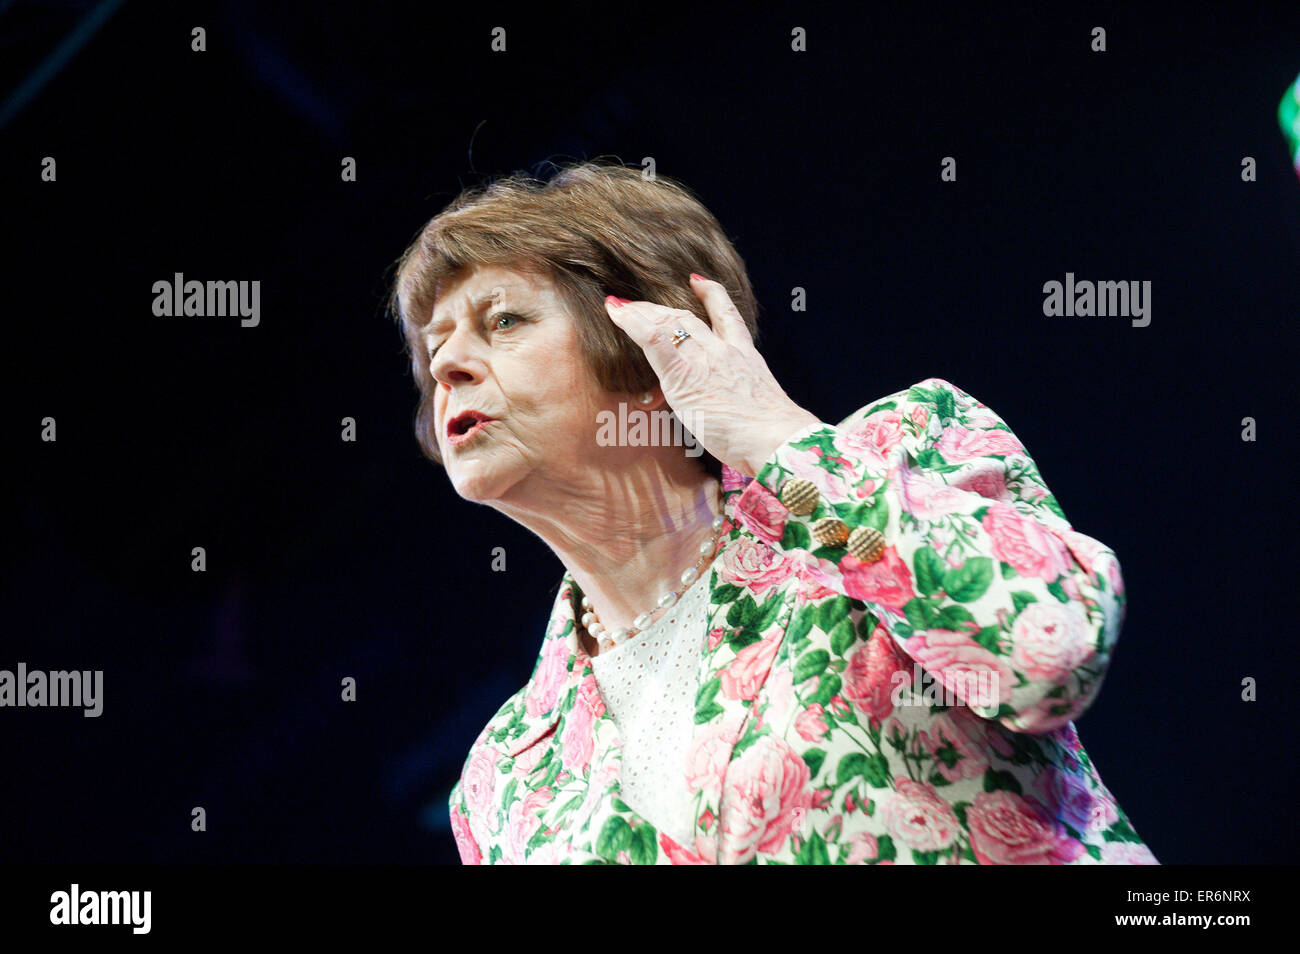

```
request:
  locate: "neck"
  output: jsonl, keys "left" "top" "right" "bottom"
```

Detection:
{"left": 487, "top": 455, "right": 723, "bottom": 658}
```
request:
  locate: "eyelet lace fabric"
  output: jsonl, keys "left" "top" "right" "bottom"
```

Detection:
{"left": 587, "top": 571, "right": 712, "bottom": 848}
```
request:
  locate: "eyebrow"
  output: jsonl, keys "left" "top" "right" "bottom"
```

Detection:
{"left": 419, "top": 289, "right": 511, "bottom": 337}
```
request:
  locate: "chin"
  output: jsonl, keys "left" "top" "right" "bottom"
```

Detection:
{"left": 445, "top": 457, "right": 516, "bottom": 502}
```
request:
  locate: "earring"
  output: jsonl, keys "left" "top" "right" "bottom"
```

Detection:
{"left": 639, "top": 393, "right": 653, "bottom": 404}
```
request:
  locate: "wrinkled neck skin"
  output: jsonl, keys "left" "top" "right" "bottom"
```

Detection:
{"left": 486, "top": 446, "right": 724, "bottom": 659}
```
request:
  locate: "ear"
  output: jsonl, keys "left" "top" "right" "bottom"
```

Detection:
{"left": 634, "top": 387, "right": 665, "bottom": 411}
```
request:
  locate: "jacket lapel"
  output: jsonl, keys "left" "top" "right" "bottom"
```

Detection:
{"left": 485, "top": 467, "right": 800, "bottom": 864}
{"left": 569, "top": 468, "right": 801, "bottom": 864}
{"left": 675, "top": 472, "right": 802, "bottom": 864}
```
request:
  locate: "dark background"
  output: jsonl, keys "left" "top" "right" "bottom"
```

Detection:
{"left": 4, "top": 0, "right": 1297, "bottom": 864}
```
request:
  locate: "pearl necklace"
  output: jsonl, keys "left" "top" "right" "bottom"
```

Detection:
{"left": 579, "top": 509, "right": 729, "bottom": 653}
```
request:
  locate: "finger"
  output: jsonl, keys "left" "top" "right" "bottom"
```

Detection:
{"left": 688, "top": 274, "right": 755, "bottom": 350}
{"left": 603, "top": 297, "right": 716, "bottom": 372}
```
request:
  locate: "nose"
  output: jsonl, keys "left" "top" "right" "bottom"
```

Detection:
{"left": 429, "top": 324, "right": 485, "bottom": 391}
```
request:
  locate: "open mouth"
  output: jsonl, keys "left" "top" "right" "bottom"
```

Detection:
{"left": 446, "top": 410, "right": 495, "bottom": 445}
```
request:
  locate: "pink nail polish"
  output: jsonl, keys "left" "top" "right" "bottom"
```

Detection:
{"left": 690, "top": 273, "right": 709, "bottom": 283}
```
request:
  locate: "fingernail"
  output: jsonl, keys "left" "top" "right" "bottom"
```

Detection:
{"left": 690, "top": 273, "right": 709, "bottom": 283}
{"left": 605, "top": 295, "right": 630, "bottom": 307}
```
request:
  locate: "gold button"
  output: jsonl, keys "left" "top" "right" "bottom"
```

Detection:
{"left": 779, "top": 478, "right": 819, "bottom": 515}
{"left": 811, "top": 517, "right": 850, "bottom": 548}
{"left": 847, "top": 526, "right": 886, "bottom": 563}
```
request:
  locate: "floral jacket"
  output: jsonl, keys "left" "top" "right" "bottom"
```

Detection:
{"left": 448, "top": 377, "right": 1158, "bottom": 865}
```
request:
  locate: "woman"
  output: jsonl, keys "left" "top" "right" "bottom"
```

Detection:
{"left": 389, "top": 161, "right": 1158, "bottom": 865}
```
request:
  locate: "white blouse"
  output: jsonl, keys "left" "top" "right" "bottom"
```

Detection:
{"left": 588, "top": 571, "right": 713, "bottom": 848}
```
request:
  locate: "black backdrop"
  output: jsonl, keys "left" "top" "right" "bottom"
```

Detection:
{"left": 4, "top": 0, "right": 1298, "bottom": 865}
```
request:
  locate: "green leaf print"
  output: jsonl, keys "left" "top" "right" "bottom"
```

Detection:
{"left": 596, "top": 816, "right": 633, "bottom": 858}
{"left": 780, "top": 519, "right": 812, "bottom": 551}
{"left": 629, "top": 824, "right": 658, "bottom": 865}
{"left": 803, "top": 748, "right": 827, "bottom": 778}
{"left": 809, "top": 672, "right": 841, "bottom": 706}
{"left": 914, "top": 546, "right": 947, "bottom": 596}
{"left": 794, "top": 830, "right": 831, "bottom": 865}
{"left": 944, "top": 556, "right": 994, "bottom": 602}
{"left": 1010, "top": 591, "right": 1038, "bottom": 615}
{"left": 793, "top": 649, "right": 830, "bottom": 684}
{"left": 830, "top": 618, "right": 857, "bottom": 657}
{"left": 982, "top": 769, "right": 1023, "bottom": 795}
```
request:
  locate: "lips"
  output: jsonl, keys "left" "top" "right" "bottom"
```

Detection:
{"left": 445, "top": 409, "right": 495, "bottom": 444}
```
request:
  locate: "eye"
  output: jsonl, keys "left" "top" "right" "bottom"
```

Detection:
{"left": 493, "top": 312, "right": 520, "bottom": 331}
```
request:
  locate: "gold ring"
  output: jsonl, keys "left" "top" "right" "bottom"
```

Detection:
{"left": 670, "top": 328, "right": 692, "bottom": 347}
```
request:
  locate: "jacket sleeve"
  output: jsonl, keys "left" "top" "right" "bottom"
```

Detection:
{"left": 731, "top": 376, "right": 1126, "bottom": 735}
{"left": 448, "top": 775, "right": 486, "bottom": 864}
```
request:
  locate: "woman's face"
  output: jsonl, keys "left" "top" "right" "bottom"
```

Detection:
{"left": 423, "top": 263, "right": 619, "bottom": 502}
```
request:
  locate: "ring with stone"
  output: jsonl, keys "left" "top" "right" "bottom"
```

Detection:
{"left": 670, "top": 327, "right": 692, "bottom": 347}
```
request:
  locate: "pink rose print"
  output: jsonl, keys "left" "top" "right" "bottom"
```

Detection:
{"left": 1104, "top": 551, "right": 1125, "bottom": 598}
{"left": 910, "top": 405, "right": 929, "bottom": 431}
{"left": 843, "top": 408, "right": 906, "bottom": 457}
{"left": 895, "top": 461, "right": 972, "bottom": 521}
{"left": 511, "top": 731, "right": 551, "bottom": 776}
{"left": 720, "top": 629, "right": 783, "bottom": 701}
{"left": 719, "top": 537, "right": 797, "bottom": 596}
{"left": 836, "top": 546, "right": 916, "bottom": 610}
{"left": 919, "top": 712, "right": 990, "bottom": 782}
{"left": 795, "top": 704, "right": 829, "bottom": 742}
{"left": 526, "top": 635, "right": 569, "bottom": 717}
{"left": 966, "top": 790, "right": 1085, "bottom": 864}
{"left": 841, "top": 624, "right": 909, "bottom": 727}
{"left": 707, "top": 626, "right": 726, "bottom": 651}
{"left": 1058, "top": 528, "right": 1105, "bottom": 572}
{"left": 936, "top": 425, "right": 1025, "bottom": 463}
{"left": 450, "top": 805, "right": 481, "bottom": 865}
{"left": 1032, "top": 767, "right": 1118, "bottom": 837}
{"left": 735, "top": 485, "right": 788, "bottom": 545}
{"left": 961, "top": 405, "right": 1002, "bottom": 430}
{"left": 1017, "top": 693, "right": 1088, "bottom": 734}
{"left": 660, "top": 832, "right": 712, "bottom": 865}
{"left": 560, "top": 675, "right": 604, "bottom": 773}
{"left": 720, "top": 463, "right": 751, "bottom": 494}
{"left": 881, "top": 777, "right": 961, "bottom": 852}
{"left": 462, "top": 746, "right": 500, "bottom": 820}
{"left": 982, "top": 500, "right": 1072, "bottom": 582}
{"left": 718, "top": 736, "right": 813, "bottom": 864}
{"left": 764, "top": 664, "right": 795, "bottom": 726}
{"left": 986, "top": 724, "right": 1016, "bottom": 759}
{"left": 951, "top": 459, "right": 1010, "bottom": 502}
{"left": 506, "top": 786, "right": 554, "bottom": 863}
{"left": 685, "top": 727, "right": 736, "bottom": 795}
{"left": 1011, "top": 601, "right": 1094, "bottom": 683}
{"left": 524, "top": 841, "right": 562, "bottom": 865}
{"left": 836, "top": 430, "right": 889, "bottom": 469}
{"left": 785, "top": 455, "right": 851, "bottom": 500}
{"left": 907, "top": 628, "right": 1015, "bottom": 706}
{"left": 797, "top": 578, "right": 840, "bottom": 606}
{"left": 1100, "top": 842, "right": 1159, "bottom": 864}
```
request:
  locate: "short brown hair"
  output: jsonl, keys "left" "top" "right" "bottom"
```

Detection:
{"left": 387, "top": 159, "right": 761, "bottom": 481}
